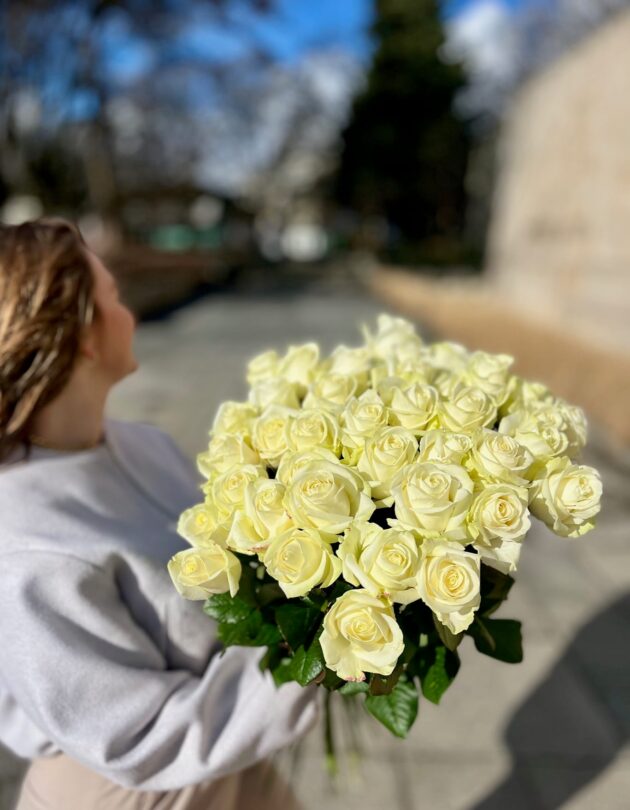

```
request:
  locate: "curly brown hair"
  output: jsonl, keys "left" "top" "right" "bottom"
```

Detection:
{"left": 0, "top": 218, "right": 96, "bottom": 462}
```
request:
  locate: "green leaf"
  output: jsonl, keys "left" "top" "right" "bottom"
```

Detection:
{"left": 302, "top": 589, "right": 328, "bottom": 611}
{"left": 275, "top": 601, "right": 323, "bottom": 651}
{"left": 415, "top": 646, "right": 460, "bottom": 705}
{"left": 339, "top": 681, "right": 369, "bottom": 697}
{"left": 479, "top": 565, "right": 515, "bottom": 617}
{"left": 365, "top": 679, "right": 419, "bottom": 738}
{"left": 396, "top": 600, "right": 435, "bottom": 642}
{"left": 369, "top": 664, "right": 403, "bottom": 696}
{"left": 270, "top": 657, "right": 295, "bottom": 687}
{"left": 320, "top": 667, "right": 345, "bottom": 691}
{"left": 256, "top": 582, "right": 285, "bottom": 607}
{"left": 234, "top": 561, "right": 259, "bottom": 606}
{"left": 468, "top": 617, "right": 523, "bottom": 663}
{"left": 432, "top": 614, "right": 464, "bottom": 651}
{"left": 204, "top": 593, "right": 253, "bottom": 625}
{"left": 288, "top": 639, "right": 326, "bottom": 686}
{"left": 217, "top": 610, "right": 281, "bottom": 647}
{"left": 328, "top": 579, "right": 354, "bottom": 601}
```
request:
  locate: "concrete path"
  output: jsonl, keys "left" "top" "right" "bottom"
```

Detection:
{"left": 2, "top": 282, "right": 629, "bottom": 809}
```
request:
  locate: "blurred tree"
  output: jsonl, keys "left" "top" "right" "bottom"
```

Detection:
{"left": 0, "top": 0, "right": 275, "bottom": 230}
{"left": 335, "top": 0, "right": 471, "bottom": 262}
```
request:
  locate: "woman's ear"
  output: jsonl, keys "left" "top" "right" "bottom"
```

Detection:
{"left": 78, "top": 323, "right": 98, "bottom": 362}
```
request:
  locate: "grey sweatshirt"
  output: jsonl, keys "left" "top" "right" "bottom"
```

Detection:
{"left": 0, "top": 419, "right": 317, "bottom": 791}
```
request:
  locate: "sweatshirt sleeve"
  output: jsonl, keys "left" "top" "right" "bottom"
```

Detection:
{"left": 0, "top": 550, "right": 318, "bottom": 791}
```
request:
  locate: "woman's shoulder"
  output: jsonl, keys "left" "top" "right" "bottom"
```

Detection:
{"left": 0, "top": 419, "right": 203, "bottom": 559}
{"left": 105, "top": 417, "right": 202, "bottom": 510}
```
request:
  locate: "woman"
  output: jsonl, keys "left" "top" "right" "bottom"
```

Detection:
{"left": 0, "top": 219, "right": 317, "bottom": 809}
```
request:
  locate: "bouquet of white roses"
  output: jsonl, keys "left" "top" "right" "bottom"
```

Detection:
{"left": 168, "top": 314, "right": 602, "bottom": 739}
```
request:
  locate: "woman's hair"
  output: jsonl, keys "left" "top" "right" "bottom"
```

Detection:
{"left": 0, "top": 218, "right": 95, "bottom": 462}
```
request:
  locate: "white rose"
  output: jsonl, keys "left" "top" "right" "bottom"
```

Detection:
{"left": 302, "top": 373, "right": 358, "bottom": 413}
{"left": 227, "top": 478, "right": 293, "bottom": 555}
{"left": 246, "top": 350, "right": 280, "bottom": 386}
{"left": 338, "top": 522, "right": 421, "bottom": 604}
{"left": 278, "top": 343, "right": 320, "bottom": 389}
{"left": 418, "top": 429, "right": 472, "bottom": 465}
{"left": 212, "top": 401, "right": 259, "bottom": 437}
{"left": 438, "top": 385, "right": 498, "bottom": 433}
{"left": 205, "top": 463, "right": 267, "bottom": 521}
{"left": 393, "top": 362, "right": 433, "bottom": 387}
{"left": 320, "top": 589, "right": 404, "bottom": 681}
{"left": 374, "top": 376, "right": 406, "bottom": 406}
{"left": 362, "top": 314, "right": 423, "bottom": 362}
{"left": 263, "top": 527, "right": 341, "bottom": 598}
{"left": 421, "top": 341, "right": 469, "bottom": 373}
{"left": 499, "top": 407, "right": 570, "bottom": 461}
{"left": 500, "top": 376, "right": 553, "bottom": 418}
{"left": 288, "top": 409, "right": 341, "bottom": 455}
{"left": 466, "top": 428, "right": 534, "bottom": 486}
{"left": 466, "top": 484, "right": 531, "bottom": 574}
{"left": 430, "top": 369, "right": 461, "bottom": 399}
{"left": 284, "top": 459, "right": 375, "bottom": 535}
{"left": 251, "top": 405, "right": 298, "bottom": 467}
{"left": 391, "top": 461, "right": 474, "bottom": 540}
{"left": 327, "top": 345, "right": 372, "bottom": 387}
{"left": 462, "top": 351, "right": 514, "bottom": 405}
{"left": 177, "top": 503, "right": 225, "bottom": 548}
{"left": 555, "top": 400, "right": 588, "bottom": 458}
{"left": 168, "top": 544, "right": 241, "bottom": 600}
{"left": 276, "top": 447, "right": 342, "bottom": 487}
{"left": 341, "top": 390, "right": 389, "bottom": 455}
{"left": 249, "top": 377, "right": 301, "bottom": 410}
{"left": 356, "top": 426, "right": 418, "bottom": 504}
{"left": 197, "top": 433, "right": 260, "bottom": 478}
{"left": 416, "top": 539, "right": 481, "bottom": 634}
{"left": 529, "top": 457, "right": 602, "bottom": 537}
{"left": 388, "top": 383, "right": 439, "bottom": 434}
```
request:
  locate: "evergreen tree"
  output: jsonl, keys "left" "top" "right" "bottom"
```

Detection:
{"left": 336, "top": 0, "right": 470, "bottom": 260}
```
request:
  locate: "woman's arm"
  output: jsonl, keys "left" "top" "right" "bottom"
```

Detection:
{"left": 0, "top": 550, "right": 317, "bottom": 791}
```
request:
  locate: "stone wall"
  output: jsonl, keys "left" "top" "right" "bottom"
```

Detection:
{"left": 487, "top": 9, "right": 630, "bottom": 353}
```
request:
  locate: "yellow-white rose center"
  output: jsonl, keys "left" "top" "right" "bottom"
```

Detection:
{"left": 303, "top": 475, "right": 334, "bottom": 499}
{"left": 183, "top": 557, "right": 200, "bottom": 575}
{"left": 344, "top": 612, "right": 379, "bottom": 643}
{"left": 277, "top": 541, "right": 303, "bottom": 578}
{"left": 561, "top": 475, "right": 595, "bottom": 507}
{"left": 441, "top": 564, "right": 468, "bottom": 597}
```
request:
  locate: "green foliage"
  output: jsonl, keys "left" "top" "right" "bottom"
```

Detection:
{"left": 203, "top": 554, "right": 523, "bottom": 744}
{"left": 432, "top": 614, "right": 464, "bottom": 651}
{"left": 369, "top": 665, "right": 403, "bottom": 696}
{"left": 413, "top": 645, "right": 460, "bottom": 704}
{"left": 335, "top": 0, "right": 471, "bottom": 255}
{"left": 286, "top": 639, "right": 326, "bottom": 687}
{"left": 320, "top": 668, "right": 346, "bottom": 691}
{"left": 217, "top": 610, "right": 281, "bottom": 647}
{"left": 467, "top": 617, "right": 523, "bottom": 664}
{"left": 204, "top": 592, "right": 253, "bottom": 624}
{"left": 479, "top": 566, "right": 515, "bottom": 617}
{"left": 365, "top": 678, "right": 419, "bottom": 738}
{"left": 275, "top": 601, "right": 323, "bottom": 651}
{"left": 396, "top": 599, "right": 435, "bottom": 643}
{"left": 339, "top": 681, "right": 370, "bottom": 697}
{"left": 270, "top": 657, "right": 295, "bottom": 687}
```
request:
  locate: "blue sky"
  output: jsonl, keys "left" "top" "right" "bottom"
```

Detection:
{"left": 240, "top": 0, "right": 529, "bottom": 62}
{"left": 242, "top": 0, "right": 374, "bottom": 62}
{"left": 445, "top": 0, "right": 526, "bottom": 14}
{"left": 55, "top": 0, "right": 534, "bottom": 119}
{"left": 102, "top": 0, "right": 533, "bottom": 84}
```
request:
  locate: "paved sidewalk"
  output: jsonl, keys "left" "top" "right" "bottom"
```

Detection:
{"left": 2, "top": 285, "right": 628, "bottom": 809}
